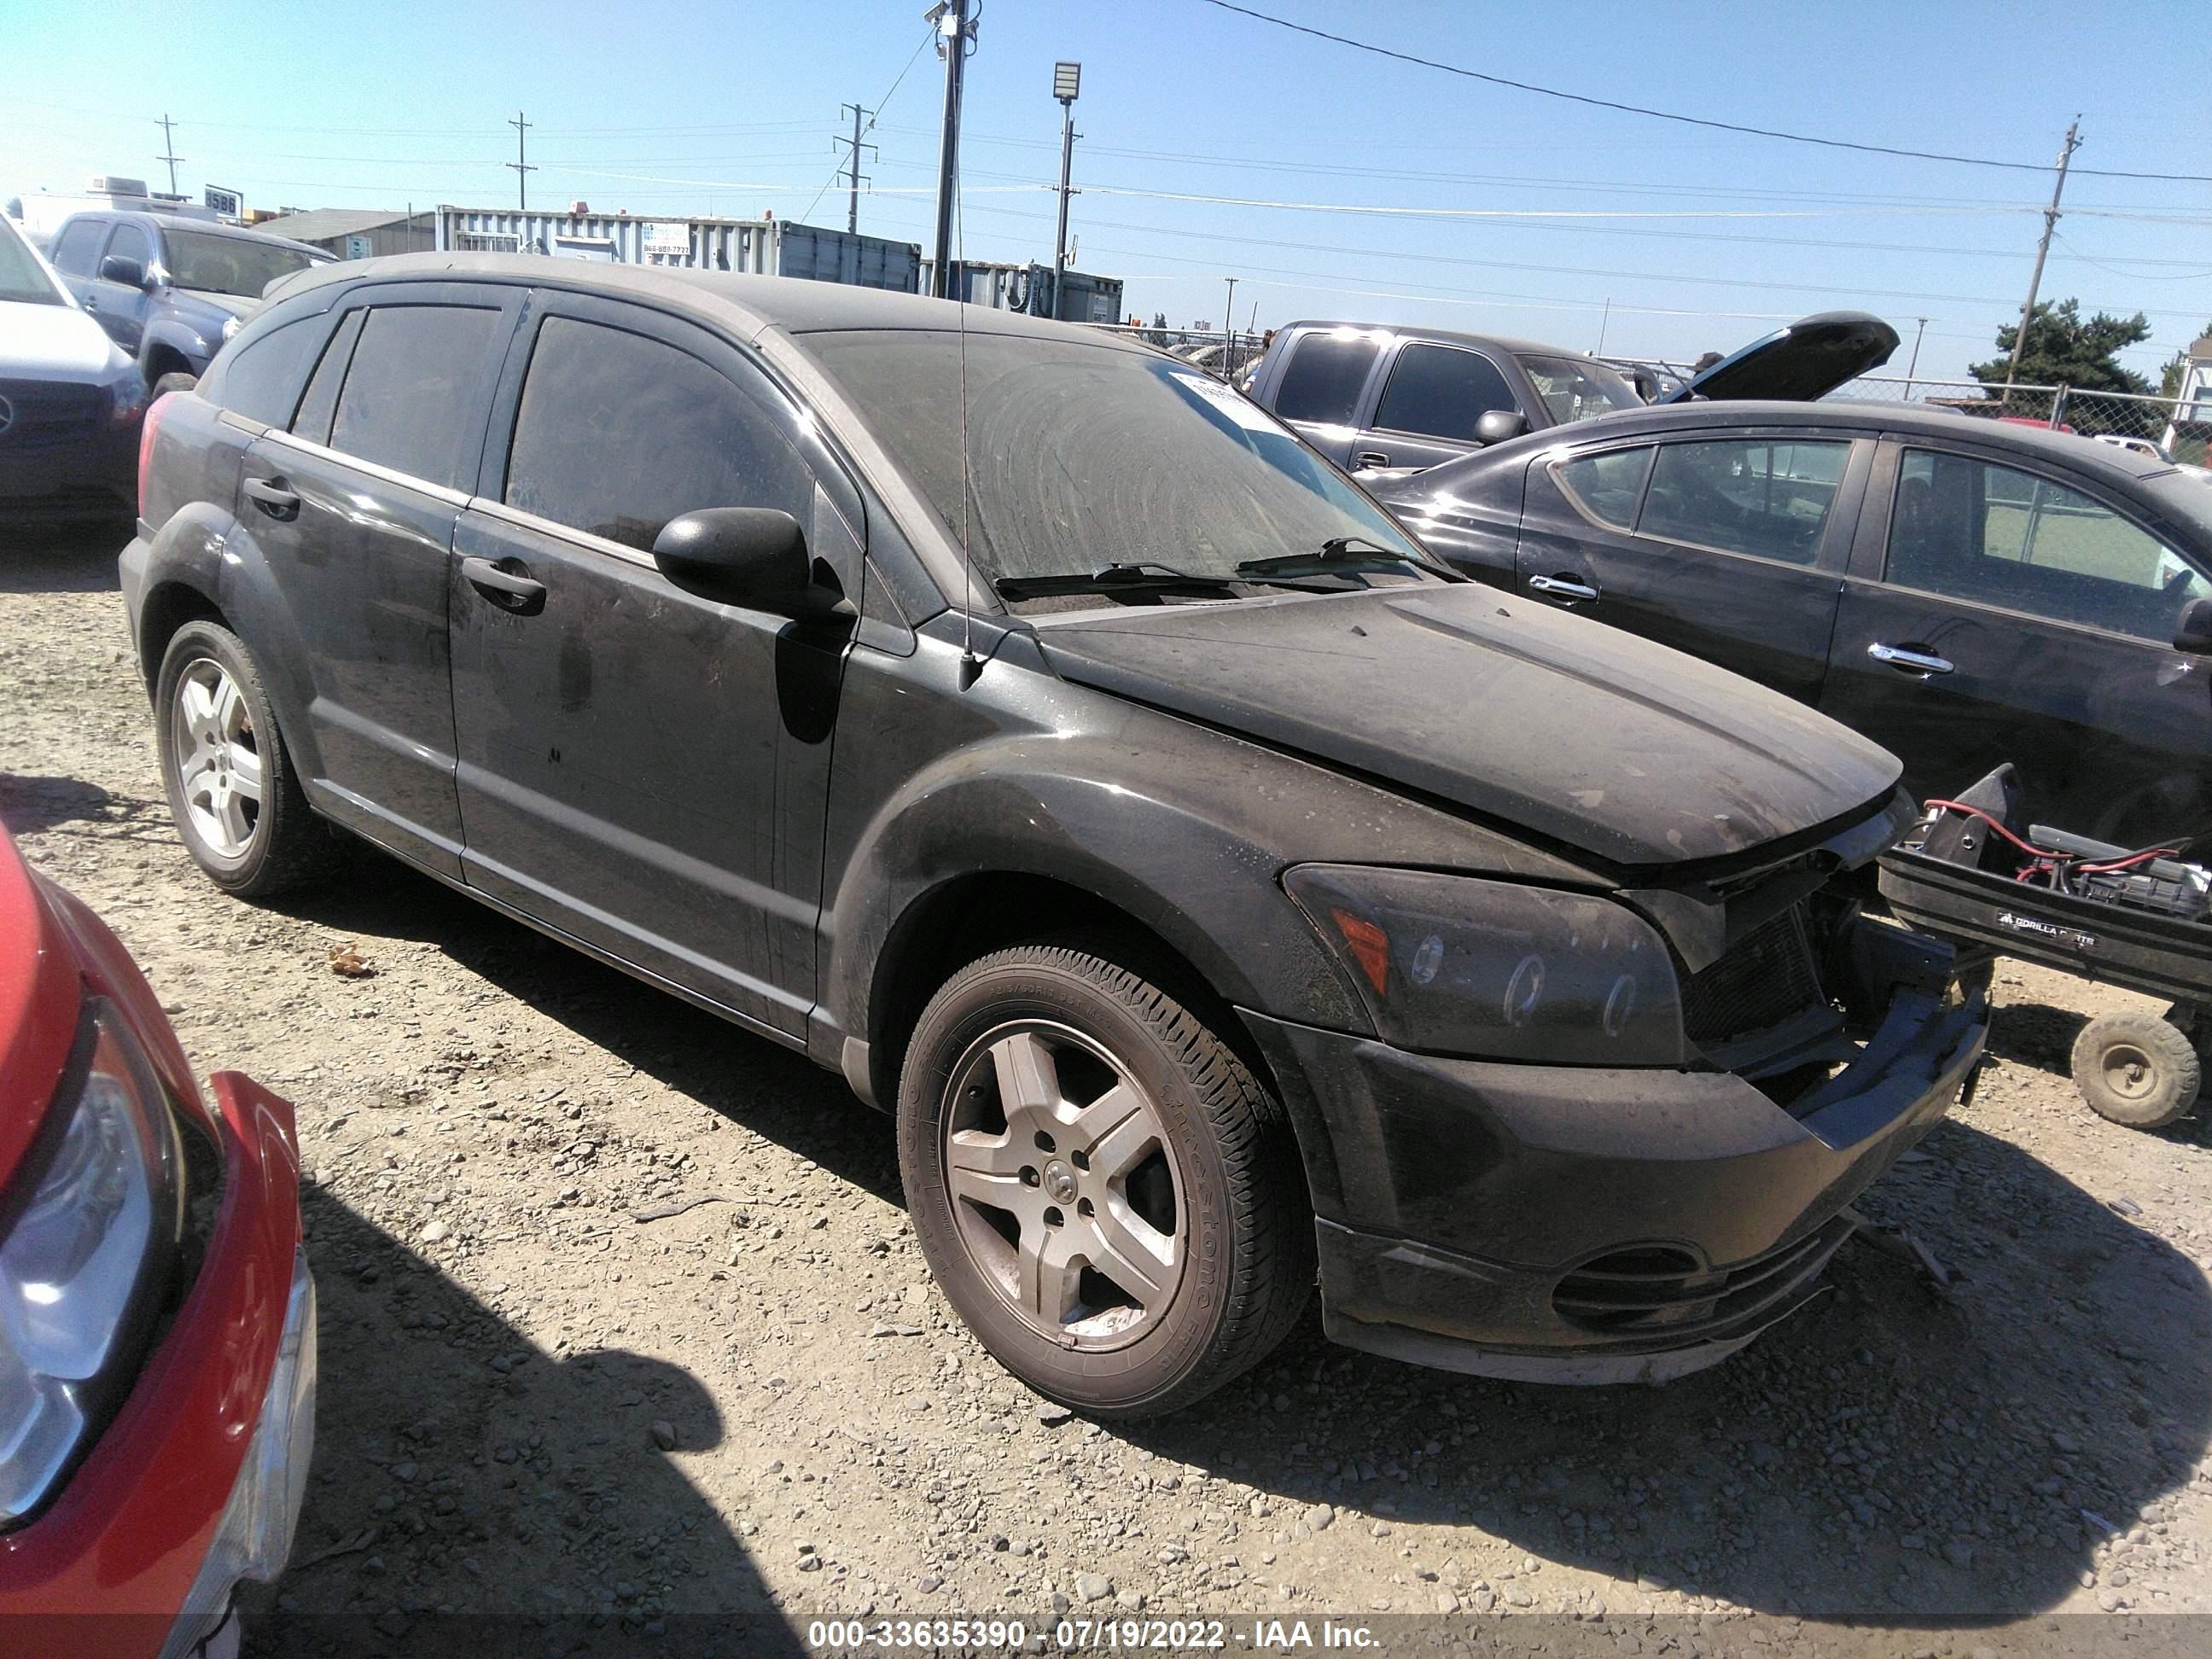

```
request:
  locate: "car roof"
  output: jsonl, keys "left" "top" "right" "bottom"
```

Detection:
{"left": 260, "top": 250, "right": 1145, "bottom": 346}
{"left": 1272, "top": 318, "right": 1589, "bottom": 361}
{"left": 1479, "top": 397, "right": 2183, "bottom": 484}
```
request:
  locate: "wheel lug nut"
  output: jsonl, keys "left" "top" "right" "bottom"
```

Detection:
{"left": 1021, "top": 1167, "right": 1040, "bottom": 1187}
{"left": 1070, "top": 1150, "right": 1089, "bottom": 1172}
{"left": 1076, "top": 1197, "right": 1093, "bottom": 1219}
{"left": 1033, "top": 1131, "right": 1057, "bottom": 1153}
{"left": 1042, "top": 1207, "right": 1064, "bottom": 1228}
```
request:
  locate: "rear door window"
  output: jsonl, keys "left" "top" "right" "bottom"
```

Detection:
{"left": 1887, "top": 448, "right": 2212, "bottom": 642}
{"left": 1373, "top": 342, "right": 1517, "bottom": 440}
{"left": 1271, "top": 331, "right": 1381, "bottom": 426}
{"left": 502, "top": 314, "right": 812, "bottom": 551}
{"left": 49, "top": 219, "right": 104, "bottom": 276}
{"left": 1552, "top": 446, "right": 1654, "bottom": 530}
{"left": 290, "top": 311, "right": 365, "bottom": 445}
{"left": 327, "top": 305, "right": 504, "bottom": 491}
{"left": 1639, "top": 438, "right": 1848, "bottom": 566}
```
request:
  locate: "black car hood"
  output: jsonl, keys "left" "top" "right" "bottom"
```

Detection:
{"left": 1033, "top": 586, "right": 1901, "bottom": 871}
{"left": 1662, "top": 311, "right": 1900, "bottom": 404}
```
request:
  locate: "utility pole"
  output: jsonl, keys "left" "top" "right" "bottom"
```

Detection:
{"left": 507, "top": 110, "right": 537, "bottom": 213}
{"left": 1223, "top": 276, "right": 1237, "bottom": 375}
{"left": 155, "top": 114, "right": 183, "bottom": 196}
{"left": 1050, "top": 61, "right": 1082, "bottom": 323}
{"left": 839, "top": 102, "right": 876, "bottom": 236}
{"left": 1596, "top": 296, "right": 1612, "bottom": 356}
{"left": 2002, "top": 118, "right": 2081, "bottom": 396}
{"left": 1903, "top": 317, "right": 1928, "bottom": 399}
{"left": 927, "top": 0, "right": 977, "bottom": 300}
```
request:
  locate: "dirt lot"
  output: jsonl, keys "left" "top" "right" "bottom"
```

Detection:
{"left": 6, "top": 528, "right": 2212, "bottom": 1653}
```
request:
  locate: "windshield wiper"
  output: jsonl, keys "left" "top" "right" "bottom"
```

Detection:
{"left": 1234, "top": 536, "right": 1457, "bottom": 582}
{"left": 994, "top": 562, "right": 1244, "bottom": 602}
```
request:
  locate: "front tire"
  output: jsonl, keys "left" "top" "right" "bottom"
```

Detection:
{"left": 154, "top": 620, "right": 335, "bottom": 898}
{"left": 2070, "top": 1007, "right": 2199, "bottom": 1130}
{"left": 897, "top": 940, "right": 1313, "bottom": 1418}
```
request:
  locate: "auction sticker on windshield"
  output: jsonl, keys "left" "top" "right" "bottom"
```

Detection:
{"left": 1170, "top": 369, "right": 1277, "bottom": 432}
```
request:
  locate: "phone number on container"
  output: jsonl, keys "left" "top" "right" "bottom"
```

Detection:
{"left": 806, "top": 1620, "right": 1231, "bottom": 1650}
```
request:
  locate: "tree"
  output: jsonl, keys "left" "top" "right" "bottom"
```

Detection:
{"left": 1970, "top": 298, "right": 2153, "bottom": 394}
{"left": 2158, "top": 320, "right": 2212, "bottom": 399}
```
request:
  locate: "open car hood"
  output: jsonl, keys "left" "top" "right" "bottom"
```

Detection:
{"left": 1032, "top": 585, "right": 1902, "bottom": 873}
{"left": 1662, "top": 311, "right": 1900, "bottom": 405}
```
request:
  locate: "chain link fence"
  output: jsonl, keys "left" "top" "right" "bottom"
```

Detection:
{"left": 1829, "top": 375, "right": 2209, "bottom": 464}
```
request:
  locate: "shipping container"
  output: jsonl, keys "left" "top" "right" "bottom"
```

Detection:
{"left": 952, "top": 260, "right": 1125, "bottom": 323}
{"left": 432, "top": 206, "right": 920, "bottom": 292}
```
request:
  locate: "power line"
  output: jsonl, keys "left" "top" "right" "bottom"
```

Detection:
{"left": 1201, "top": 1, "right": 2212, "bottom": 183}
{"left": 796, "top": 28, "right": 935, "bottom": 227}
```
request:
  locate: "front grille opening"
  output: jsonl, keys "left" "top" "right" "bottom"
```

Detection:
{"left": 1551, "top": 1220, "right": 1849, "bottom": 1336}
{"left": 1681, "top": 906, "right": 1826, "bottom": 1047}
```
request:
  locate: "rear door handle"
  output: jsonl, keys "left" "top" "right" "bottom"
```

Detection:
{"left": 1528, "top": 573, "right": 1600, "bottom": 602}
{"left": 462, "top": 555, "right": 547, "bottom": 613}
{"left": 242, "top": 476, "right": 300, "bottom": 520}
{"left": 1867, "top": 642, "right": 1954, "bottom": 676}
{"left": 1354, "top": 451, "right": 1391, "bottom": 469}
{"left": 82, "top": 294, "right": 100, "bottom": 310}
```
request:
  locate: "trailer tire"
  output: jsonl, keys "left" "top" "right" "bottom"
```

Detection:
{"left": 2070, "top": 1010, "right": 2200, "bottom": 1130}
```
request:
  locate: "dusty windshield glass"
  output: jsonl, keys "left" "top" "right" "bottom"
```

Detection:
{"left": 1516, "top": 353, "right": 1641, "bottom": 425}
{"left": 807, "top": 329, "right": 1434, "bottom": 595}
{"left": 0, "top": 218, "right": 63, "bottom": 306}
{"left": 165, "top": 230, "right": 317, "bottom": 298}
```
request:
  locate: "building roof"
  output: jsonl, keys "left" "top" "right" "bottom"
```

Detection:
{"left": 255, "top": 207, "right": 424, "bottom": 242}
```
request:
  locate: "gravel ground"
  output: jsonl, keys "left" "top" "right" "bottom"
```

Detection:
{"left": 5, "top": 528, "right": 2211, "bottom": 1655}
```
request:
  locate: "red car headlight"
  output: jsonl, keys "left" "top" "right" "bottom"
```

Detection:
{"left": 0, "top": 999, "right": 185, "bottom": 1527}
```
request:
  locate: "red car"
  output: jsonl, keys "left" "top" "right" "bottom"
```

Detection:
{"left": 0, "top": 823, "right": 312, "bottom": 1657}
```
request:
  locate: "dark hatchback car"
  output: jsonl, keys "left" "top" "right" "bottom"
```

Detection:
{"left": 125, "top": 255, "right": 1985, "bottom": 1416}
{"left": 44, "top": 211, "right": 328, "bottom": 392}
{"left": 1375, "top": 400, "right": 2212, "bottom": 851}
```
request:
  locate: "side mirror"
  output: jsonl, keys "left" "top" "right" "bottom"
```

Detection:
{"left": 2177, "top": 596, "right": 2212, "bottom": 656}
{"left": 652, "top": 508, "right": 813, "bottom": 613}
{"left": 1475, "top": 409, "right": 1530, "bottom": 446}
{"left": 98, "top": 254, "right": 148, "bottom": 289}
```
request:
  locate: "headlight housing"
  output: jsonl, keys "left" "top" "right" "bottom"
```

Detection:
{"left": 0, "top": 1000, "right": 185, "bottom": 1527}
{"left": 1284, "top": 865, "right": 1689, "bottom": 1066}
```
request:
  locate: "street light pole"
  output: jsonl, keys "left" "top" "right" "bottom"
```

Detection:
{"left": 1050, "top": 61, "right": 1081, "bottom": 322}
{"left": 1224, "top": 276, "right": 1237, "bottom": 375}
{"left": 928, "top": 0, "right": 976, "bottom": 300}
{"left": 1904, "top": 317, "right": 1928, "bottom": 400}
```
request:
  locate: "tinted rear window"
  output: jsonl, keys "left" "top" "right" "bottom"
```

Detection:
{"left": 1272, "top": 332, "right": 1380, "bottom": 426}
{"left": 1373, "top": 343, "right": 1517, "bottom": 439}
{"left": 213, "top": 316, "right": 328, "bottom": 428}
{"left": 329, "top": 306, "right": 502, "bottom": 491}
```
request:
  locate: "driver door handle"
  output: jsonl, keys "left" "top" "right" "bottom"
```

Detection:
{"left": 1528, "top": 573, "right": 1599, "bottom": 602}
{"left": 461, "top": 555, "right": 548, "bottom": 613}
{"left": 1354, "top": 451, "right": 1391, "bottom": 469}
{"left": 1867, "top": 642, "right": 1954, "bottom": 676}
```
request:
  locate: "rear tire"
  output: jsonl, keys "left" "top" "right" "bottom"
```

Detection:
{"left": 2070, "top": 1009, "right": 2199, "bottom": 1130}
{"left": 151, "top": 370, "right": 198, "bottom": 399}
{"left": 154, "top": 620, "right": 336, "bottom": 898}
{"left": 897, "top": 938, "right": 1313, "bottom": 1419}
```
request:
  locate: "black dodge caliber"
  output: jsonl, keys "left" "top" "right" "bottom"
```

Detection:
{"left": 122, "top": 255, "right": 1987, "bottom": 1417}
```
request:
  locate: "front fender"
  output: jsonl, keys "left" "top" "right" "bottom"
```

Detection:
{"left": 143, "top": 313, "right": 220, "bottom": 376}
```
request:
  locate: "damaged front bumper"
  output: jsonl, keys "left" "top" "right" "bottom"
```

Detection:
{"left": 1243, "top": 918, "right": 1988, "bottom": 1384}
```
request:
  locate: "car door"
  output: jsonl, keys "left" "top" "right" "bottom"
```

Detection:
{"left": 447, "top": 292, "right": 859, "bottom": 1036}
{"left": 1260, "top": 327, "right": 1385, "bottom": 469}
{"left": 1822, "top": 439, "right": 2212, "bottom": 847}
{"left": 1351, "top": 340, "right": 1521, "bottom": 473}
{"left": 82, "top": 220, "right": 154, "bottom": 358}
{"left": 1513, "top": 430, "right": 1866, "bottom": 703}
{"left": 236, "top": 282, "right": 523, "bottom": 878}
{"left": 46, "top": 218, "right": 111, "bottom": 329}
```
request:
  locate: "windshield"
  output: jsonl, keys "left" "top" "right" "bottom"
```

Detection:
{"left": 164, "top": 230, "right": 317, "bottom": 298}
{"left": 808, "top": 330, "right": 1433, "bottom": 597}
{"left": 0, "top": 218, "right": 64, "bottom": 306}
{"left": 1516, "top": 353, "right": 1641, "bottom": 425}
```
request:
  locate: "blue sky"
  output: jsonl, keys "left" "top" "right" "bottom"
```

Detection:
{"left": 5, "top": 0, "right": 2207, "bottom": 383}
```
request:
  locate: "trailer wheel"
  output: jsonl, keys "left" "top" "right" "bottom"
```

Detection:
{"left": 2070, "top": 1010, "right": 2200, "bottom": 1130}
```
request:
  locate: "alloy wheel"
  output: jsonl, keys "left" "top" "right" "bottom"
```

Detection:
{"left": 938, "top": 1021, "right": 1187, "bottom": 1349}
{"left": 172, "top": 657, "right": 264, "bottom": 859}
